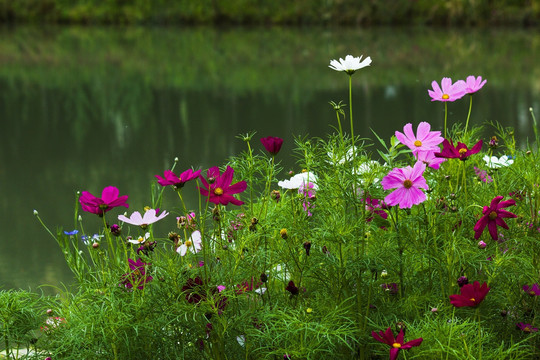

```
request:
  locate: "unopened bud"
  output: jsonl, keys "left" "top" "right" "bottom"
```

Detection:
{"left": 33, "top": 209, "right": 38, "bottom": 216}
{"left": 174, "top": 157, "right": 179, "bottom": 162}
{"left": 478, "top": 240, "right": 487, "bottom": 249}
{"left": 280, "top": 228, "right": 288, "bottom": 239}
{"left": 92, "top": 242, "right": 100, "bottom": 249}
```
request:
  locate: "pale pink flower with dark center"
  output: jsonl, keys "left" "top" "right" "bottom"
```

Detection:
{"left": 395, "top": 122, "right": 444, "bottom": 155}
{"left": 381, "top": 161, "right": 428, "bottom": 209}
{"left": 463, "top": 75, "right": 487, "bottom": 94}
{"left": 428, "top": 77, "right": 466, "bottom": 102}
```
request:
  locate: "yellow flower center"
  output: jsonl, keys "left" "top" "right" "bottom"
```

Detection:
{"left": 524, "top": 326, "right": 531, "bottom": 332}
{"left": 185, "top": 240, "right": 192, "bottom": 248}
{"left": 414, "top": 140, "right": 422, "bottom": 147}
{"left": 137, "top": 236, "right": 145, "bottom": 243}
{"left": 489, "top": 211, "right": 498, "bottom": 220}
{"left": 144, "top": 206, "right": 151, "bottom": 212}
{"left": 392, "top": 343, "right": 402, "bottom": 348}
{"left": 214, "top": 187, "right": 224, "bottom": 195}
{"left": 403, "top": 179, "right": 413, "bottom": 189}
{"left": 442, "top": 94, "right": 450, "bottom": 99}
{"left": 470, "top": 297, "right": 476, "bottom": 302}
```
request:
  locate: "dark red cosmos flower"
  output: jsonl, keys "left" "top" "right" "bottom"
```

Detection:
{"left": 371, "top": 327, "right": 423, "bottom": 360}
{"left": 198, "top": 166, "right": 247, "bottom": 206}
{"left": 155, "top": 169, "right": 201, "bottom": 188}
{"left": 285, "top": 280, "right": 299, "bottom": 295}
{"left": 449, "top": 281, "right": 490, "bottom": 307}
{"left": 473, "top": 196, "right": 517, "bottom": 241}
{"left": 435, "top": 139, "right": 483, "bottom": 161}
{"left": 260, "top": 136, "right": 284, "bottom": 156}
{"left": 182, "top": 276, "right": 228, "bottom": 313}
{"left": 79, "top": 186, "right": 129, "bottom": 216}
{"left": 120, "top": 258, "right": 153, "bottom": 290}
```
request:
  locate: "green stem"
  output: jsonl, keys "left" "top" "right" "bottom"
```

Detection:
{"left": 444, "top": 101, "right": 448, "bottom": 139}
{"left": 348, "top": 74, "right": 354, "bottom": 143}
{"left": 464, "top": 95, "right": 473, "bottom": 137}
{"left": 445, "top": 307, "right": 456, "bottom": 360}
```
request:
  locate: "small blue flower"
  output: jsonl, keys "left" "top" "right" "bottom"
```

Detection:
{"left": 81, "top": 234, "right": 104, "bottom": 245}
{"left": 64, "top": 230, "right": 79, "bottom": 236}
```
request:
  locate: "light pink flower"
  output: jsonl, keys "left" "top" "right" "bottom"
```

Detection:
{"left": 428, "top": 77, "right": 466, "bottom": 102}
{"left": 381, "top": 161, "right": 428, "bottom": 209}
{"left": 395, "top": 122, "right": 444, "bottom": 155}
{"left": 118, "top": 209, "right": 169, "bottom": 228}
{"left": 415, "top": 150, "right": 446, "bottom": 170}
{"left": 463, "top": 75, "right": 487, "bottom": 94}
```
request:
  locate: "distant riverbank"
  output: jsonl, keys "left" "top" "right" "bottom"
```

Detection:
{"left": 1, "top": 0, "right": 539, "bottom": 26}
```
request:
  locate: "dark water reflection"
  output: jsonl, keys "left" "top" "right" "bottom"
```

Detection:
{"left": 1, "top": 25, "right": 539, "bottom": 292}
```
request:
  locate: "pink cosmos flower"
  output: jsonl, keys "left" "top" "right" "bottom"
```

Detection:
{"left": 473, "top": 196, "right": 517, "bottom": 241}
{"left": 428, "top": 77, "right": 467, "bottom": 102}
{"left": 260, "top": 136, "right": 284, "bottom": 155}
{"left": 395, "top": 122, "right": 444, "bottom": 155}
{"left": 371, "top": 327, "right": 423, "bottom": 360}
{"left": 198, "top": 166, "right": 247, "bottom": 206}
{"left": 118, "top": 208, "right": 169, "bottom": 228}
{"left": 79, "top": 186, "right": 129, "bottom": 216}
{"left": 415, "top": 150, "right": 446, "bottom": 170}
{"left": 381, "top": 161, "right": 428, "bottom": 209}
{"left": 435, "top": 139, "right": 483, "bottom": 161}
{"left": 463, "top": 75, "right": 487, "bottom": 94}
{"left": 155, "top": 169, "right": 201, "bottom": 188}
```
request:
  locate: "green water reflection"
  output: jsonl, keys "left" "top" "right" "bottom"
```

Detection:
{"left": 1, "top": 25, "right": 538, "bottom": 292}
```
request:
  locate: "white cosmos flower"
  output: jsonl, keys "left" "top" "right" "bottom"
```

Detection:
{"left": 278, "top": 172, "right": 318, "bottom": 190}
{"left": 329, "top": 55, "right": 372, "bottom": 74}
{"left": 483, "top": 155, "right": 514, "bottom": 169}
{"left": 176, "top": 230, "right": 202, "bottom": 256}
{"left": 127, "top": 232, "right": 150, "bottom": 245}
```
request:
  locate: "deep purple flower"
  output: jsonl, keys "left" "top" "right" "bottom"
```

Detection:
{"left": 473, "top": 196, "right": 517, "bottom": 241}
{"left": 523, "top": 283, "right": 540, "bottom": 296}
{"left": 121, "top": 258, "right": 153, "bottom": 290}
{"left": 428, "top": 77, "right": 466, "bottom": 102}
{"left": 516, "top": 322, "right": 538, "bottom": 333}
{"left": 260, "top": 136, "right": 284, "bottom": 156}
{"left": 198, "top": 166, "right": 247, "bottom": 206}
{"left": 285, "top": 281, "right": 299, "bottom": 295}
{"left": 155, "top": 169, "right": 201, "bottom": 188}
{"left": 463, "top": 75, "right": 487, "bottom": 94}
{"left": 372, "top": 327, "right": 423, "bottom": 360}
{"left": 79, "top": 186, "right": 129, "bottom": 216}
{"left": 435, "top": 139, "right": 483, "bottom": 161}
{"left": 449, "top": 281, "right": 490, "bottom": 307}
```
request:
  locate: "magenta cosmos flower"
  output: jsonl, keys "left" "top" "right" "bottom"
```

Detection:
{"left": 155, "top": 169, "right": 201, "bottom": 188}
{"left": 474, "top": 196, "right": 516, "bottom": 241}
{"left": 435, "top": 139, "right": 483, "bottom": 161}
{"left": 261, "top": 136, "right": 284, "bottom": 156}
{"left": 415, "top": 150, "right": 446, "bottom": 170}
{"left": 118, "top": 208, "right": 169, "bottom": 228}
{"left": 523, "top": 283, "right": 540, "bottom": 296}
{"left": 121, "top": 258, "right": 153, "bottom": 290}
{"left": 449, "top": 281, "right": 490, "bottom": 307}
{"left": 381, "top": 161, "right": 428, "bottom": 209}
{"left": 372, "top": 327, "right": 423, "bottom": 360}
{"left": 395, "top": 122, "right": 444, "bottom": 155}
{"left": 198, "top": 166, "right": 247, "bottom": 206}
{"left": 463, "top": 75, "right": 487, "bottom": 94}
{"left": 428, "top": 77, "right": 466, "bottom": 102}
{"left": 79, "top": 186, "right": 129, "bottom": 216}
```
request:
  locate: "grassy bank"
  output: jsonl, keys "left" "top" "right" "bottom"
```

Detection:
{"left": 1, "top": 0, "right": 539, "bottom": 26}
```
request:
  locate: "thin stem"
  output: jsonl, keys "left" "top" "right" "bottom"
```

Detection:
{"left": 444, "top": 102, "right": 448, "bottom": 139}
{"left": 348, "top": 75, "right": 354, "bottom": 143}
{"left": 464, "top": 95, "right": 473, "bottom": 136}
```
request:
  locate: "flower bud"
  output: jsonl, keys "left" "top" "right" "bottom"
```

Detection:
{"left": 92, "top": 242, "right": 100, "bottom": 249}
{"left": 477, "top": 240, "right": 487, "bottom": 249}
{"left": 457, "top": 276, "right": 468, "bottom": 287}
{"left": 33, "top": 209, "right": 38, "bottom": 216}
{"left": 381, "top": 270, "right": 388, "bottom": 278}
{"left": 280, "top": 228, "right": 288, "bottom": 239}
{"left": 303, "top": 241, "right": 311, "bottom": 256}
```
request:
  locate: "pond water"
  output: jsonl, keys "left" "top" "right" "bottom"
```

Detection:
{"left": 1, "top": 25, "right": 539, "bottom": 292}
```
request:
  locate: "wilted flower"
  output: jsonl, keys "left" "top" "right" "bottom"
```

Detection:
{"left": 118, "top": 208, "right": 169, "bottom": 228}
{"left": 483, "top": 155, "right": 514, "bottom": 168}
{"left": 463, "top": 75, "right": 487, "bottom": 94}
{"left": 176, "top": 230, "right": 202, "bottom": 256}
{"left": 260, "top": 136, "right": 284, "bottom": 155}
{"left": 155, "top": 169, "right": 201, "bottom": 188}
{"left": 436, "top": 139, "right": 483, "bottom": 161}
{"left": 79, "top": 186, "right": 129, "bottom": 216}
{"left": 474, "top": 196, "right": 517, "bottom": 241}
{"left": 371, "top": 327, "right": 423, "bottom": 360}
{"left": 329, "top": 54, "right": 372, "bottom": 75}
{"left": 449, "top": 281, "right": 490, "bottom": 307}
{"left": 381, "top": 161, "right": 428, "bottom": 209}
{"left": 395, "top": 122, "right": 444, "bottom": 155}
{"left": 198, "top": 166, "right": 247, "bottom": 206}
{"left": 428, "top": 77, "right": 466, "bottom": 102}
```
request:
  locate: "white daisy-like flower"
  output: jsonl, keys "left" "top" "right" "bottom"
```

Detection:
{"left": 483, "top": 155, "right": 514, "bottom": 169}
{"left": 278, "top": 172, "right": 318, "bottom": 190}
{"left": 127, "top": 232, "right": 150, "bottom": 245}
{"left": 329, "top": 55, "right": 372, "bottom": 74}
{"left": 176, "top": 230, "right": 202, "bottom": 256}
